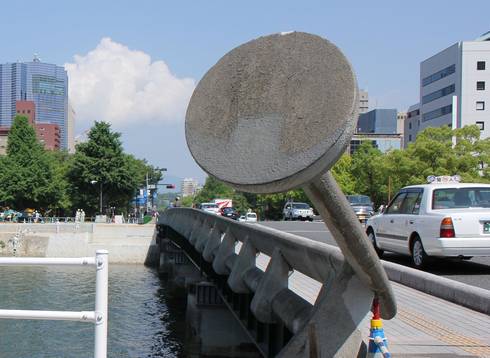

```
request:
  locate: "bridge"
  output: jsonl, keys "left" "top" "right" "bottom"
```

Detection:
{"left": 150, "top": 32, "right": 490, "bottom": 357}
{"left": 156, "top": 209, "right": 490, "bottom": 357}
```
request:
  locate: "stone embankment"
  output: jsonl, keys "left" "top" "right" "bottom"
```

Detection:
{"left": 0, "top": 223, "right": 158, "bottom": 264}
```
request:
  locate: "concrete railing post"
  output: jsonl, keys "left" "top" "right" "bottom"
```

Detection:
{"left": 212, "top": 228, "right": 237, "bottom": 275}
{"left": 228, "top": 239, "right": 256, "bottom": 293}
{"left": 250, "top": 248, "right": 290, "bottom": 323}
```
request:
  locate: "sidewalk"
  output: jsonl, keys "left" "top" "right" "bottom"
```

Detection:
{"left": 255, "top": 253, "right": 490, "bottom": 357}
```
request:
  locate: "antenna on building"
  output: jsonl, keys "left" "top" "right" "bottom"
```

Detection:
{"left": 33, "top": 53, "right": 41, "bottom": 62}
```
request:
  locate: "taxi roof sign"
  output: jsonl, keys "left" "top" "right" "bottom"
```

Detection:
{"left": 427, "top": 175, "right": 461, "bottom": 184}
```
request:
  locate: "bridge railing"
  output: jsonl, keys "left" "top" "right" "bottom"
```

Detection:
{"left": 160, "top": 208, "right": 392, "bottom": 357}
{"left": 0, "top": 250, "right": 109, "bottom": 358}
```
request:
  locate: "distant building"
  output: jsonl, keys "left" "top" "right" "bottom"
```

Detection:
{"left": 15, "top": 100, "right": 36, "bottom": 125}
{"left": 0, "top": 57, "right": 69, "bottom": 149}
{"left": 35, "top": 123, "right": 60, "bottom": 150}
{"left": 350, "top": 108, "right": 402, "bottom": 154}
{"left": 416, "top": 31, "right": 490, "bottom": 139}
{"left": 0, "top": 127, "right": 9, "bottom": 155}
{"left": 404, "top": 104, "right": 420, "bottom": 148}
{"left": 357, "top": 109, "right": 398, "bottom": 134}
{"left": 181, "top": 178, "right": 199, "bottom": 197}
{"left": 0, "top": 101, "right": 61, "bottom": 153}
{"left": 67, "top": 102, "right": 76, "bottom": 153}
{"left": 359, "top": 89, "right": 369, "bottom": 114}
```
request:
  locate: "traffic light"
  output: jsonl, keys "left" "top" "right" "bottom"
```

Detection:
{"left": 166, "top": 184, "right": 176, "bottom": 189}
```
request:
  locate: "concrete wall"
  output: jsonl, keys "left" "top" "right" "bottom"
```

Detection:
{"left": 0, "top": 223, "right": 158, "bottom": 264}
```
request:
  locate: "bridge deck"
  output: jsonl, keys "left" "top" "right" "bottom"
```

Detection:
{"left": 254, "top": 252, "right": 490, "bottom": 357}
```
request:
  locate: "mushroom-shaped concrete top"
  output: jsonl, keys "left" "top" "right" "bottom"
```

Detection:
{"left": 186, "top": 32, "right": 358, "bottom": 193}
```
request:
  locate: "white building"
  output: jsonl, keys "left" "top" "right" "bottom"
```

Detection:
{"left": 67, "top": 102, "right": 76, "bottom": 153}
{"left": 417, "top": 31, "right": 490, "bottom": 140}
{"left": 181, "top": 178, "right": 199, "bottom": 197}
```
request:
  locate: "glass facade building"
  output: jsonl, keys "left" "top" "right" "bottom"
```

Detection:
{"left": 0, "top": 59, "right": 68, "bottom": 148}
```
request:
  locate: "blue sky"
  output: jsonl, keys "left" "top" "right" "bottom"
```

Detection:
{"left": 0, "top": 0, "right": 489, "bottom": 186}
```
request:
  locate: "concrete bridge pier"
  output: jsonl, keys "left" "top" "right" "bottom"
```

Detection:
{"left": 157, "top": 225, "right": 258, "bottom": 357}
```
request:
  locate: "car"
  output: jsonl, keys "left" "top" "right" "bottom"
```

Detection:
{"left": 220, "top": 207, "right": 240, "bottom": 220}
{"left": 283, "top": 202, "right": 314, "bottom": 221}
{"left": 199, "top": 202, "right": 221, "bottom": 215}
{"left": 239, "top": 212, "right": 258, "bottom": 222}
{"left": 365, "top": 175, "right": 490, "bottom": 269}
{"left": 346, "top": 195, "right": 374, "bottom": 226}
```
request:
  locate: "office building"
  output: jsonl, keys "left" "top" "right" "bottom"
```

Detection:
{"left": 181, "top": 178, "right": 199, "bottom": 197}
{"left": 417, "top": 31, "right": 490, "bottom": 140}
{"left": 0, "top": 57, "right": 69, "bottom": 149}
{"left": 350, "top": 108, "right": 402, "bottom": 154}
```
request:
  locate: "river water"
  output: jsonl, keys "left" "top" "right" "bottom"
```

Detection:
{"left": 0, "top": 265, "right": 185, "bottom": 357}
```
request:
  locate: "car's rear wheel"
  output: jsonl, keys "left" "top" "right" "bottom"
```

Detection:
{"left": 411, "top": 236, "right": 429, "bottom": 269}
{"left": 367, "top": 229, "right": 383, "bottom": 258}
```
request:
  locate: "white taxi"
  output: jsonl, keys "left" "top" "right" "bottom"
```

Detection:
{"left": 366, "top": 176, "right": 490, "bottom": 268}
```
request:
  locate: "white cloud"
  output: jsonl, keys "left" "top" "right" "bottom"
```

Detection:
{"left": 65, "top": 38, "right": 195, "bottom": 127}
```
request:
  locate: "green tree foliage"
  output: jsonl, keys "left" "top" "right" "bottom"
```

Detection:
{"left": 67, "top": 121, "right": 152, "bottom": 215}
{"left": 331, "top": 154, "right": 356, "bottom": 194}
{"left": 0, "top": 116, "right": 63, "bottom": 209}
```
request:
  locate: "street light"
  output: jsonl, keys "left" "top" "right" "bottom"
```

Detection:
{"left": 91, "top": 180, "right": 103, "bottom": 214}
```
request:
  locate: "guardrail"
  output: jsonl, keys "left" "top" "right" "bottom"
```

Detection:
{"left": 0, "top": 250, "right": 109, "bottom": 358}
{"left": 160, "top": 208, "right": 393, "bottom": 357}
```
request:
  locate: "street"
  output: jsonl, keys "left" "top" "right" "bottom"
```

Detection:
{"left": 259, "top": 221, "right": 490, "bottom": 291}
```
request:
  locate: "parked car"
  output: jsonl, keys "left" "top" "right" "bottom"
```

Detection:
{"left": 239, "top": 212, "right": 258, "bottom": 222}
{"left": 199, "top": 202, "right": 221, "bottom": 215}
{"left": 283, "top": 202, "right": 314, "bottom": 221}
{"left": 220, "top": 207, "right": 240, "bottom": 220}
{"left": 365, "top": 176, "right": 490, "bottom": 269}
{"left": 346, "top": 195, "right": 374, "bottom": 226}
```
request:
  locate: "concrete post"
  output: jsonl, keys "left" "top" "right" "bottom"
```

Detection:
{"left": 228, "top": 239, "right": 256, "bottom": 293}
{"left": 212, "top": 228, "right": 237, "bottom": 275}
{"left": 250, "top": 248, "right": 290, "bottom": 323}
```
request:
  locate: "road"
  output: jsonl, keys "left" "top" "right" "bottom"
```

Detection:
{"left": 259, "top": 220, "right": 490, "bottom": 291}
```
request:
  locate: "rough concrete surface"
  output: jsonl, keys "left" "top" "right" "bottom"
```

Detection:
{"left": 186, "top": 31, "right": 358, "bottom": 193}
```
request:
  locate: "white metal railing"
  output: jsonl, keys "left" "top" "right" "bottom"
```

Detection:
{"left": 0, "top": 250, "right": 109, "bottom": 358}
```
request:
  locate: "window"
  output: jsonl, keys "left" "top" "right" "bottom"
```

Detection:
{"left": 400, "top": 191, "right": 423, "bottom": 215}
{"left": 477, "top": 121, "right": 485, "bottom": 130}
{"left": 432, "top": 187, "right": 490, "bottom": 209}
{"left": 409, "top": 134, "right": 412, "bottom": 141}
{"left": 422, "top": 64, "right": 456, "bottom": 86}
{"left": 476, "top": 101, "right": 485, "bottom": 110}
{"left": 422, "top": 84, "right": 455, "bottom": 104}
{"left": 385, "top": 193, "right": 407, "bottom": 214}
{"left": 477, "top": 61, "right": 486, "bottom": 70}
{"left": 409, "top": 122, "right": 412, "bottom": 129}
{"left": 422, "top": 104, "right": 452, "bottom": 122}
{"left": 477, "top": 81, "right": 486, "bottom": 90}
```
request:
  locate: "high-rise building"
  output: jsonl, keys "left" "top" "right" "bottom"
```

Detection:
{"left": 417, "top": 31, "right": 490, "bottom": 139}
{"left": 181, "top": 178, "right": 199, "bottom": 197}
{"left": 0, "top": 57, "right": 69, "bottom": 149}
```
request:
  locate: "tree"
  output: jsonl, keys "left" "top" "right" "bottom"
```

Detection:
{"left": 0, "top": 115, "right": 61, "bottom": 210}
{"left": 67, "top": 121, "right": 148, "bottom": 215}
{"left": 350, "top": 142, "right": 388, "bottom": 206}
{"left": 331, "top": 154, "right": 356, "bottom": 194}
